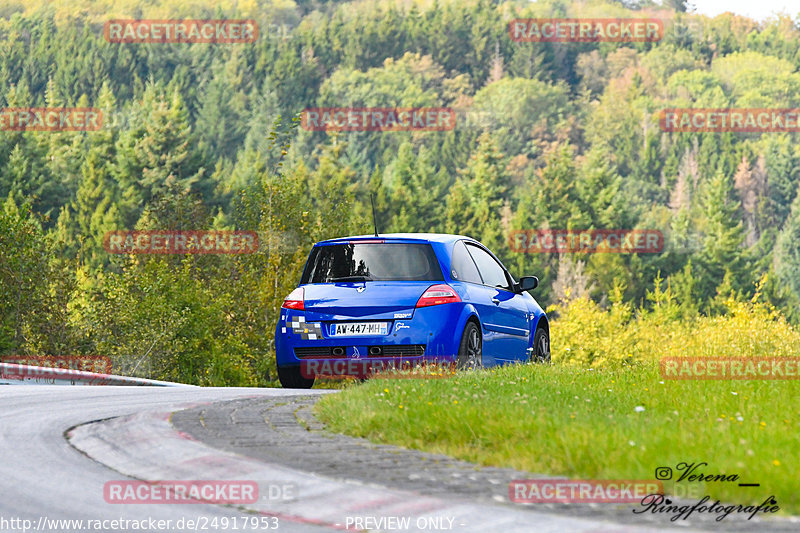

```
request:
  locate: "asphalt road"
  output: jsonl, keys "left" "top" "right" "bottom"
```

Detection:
{"left": 0, "top": 386, "right": 330, "bottom": 533}
{"left": 0, "top": 386, "right": 795, "bottom": 532}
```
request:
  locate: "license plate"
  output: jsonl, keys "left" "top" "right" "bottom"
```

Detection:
{"left": 330, "top": 322, "right": 388, "bottom": 336}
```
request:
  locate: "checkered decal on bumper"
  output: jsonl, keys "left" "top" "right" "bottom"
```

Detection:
{"left": 288, "top": 315, "right": 324, "bottom": 340}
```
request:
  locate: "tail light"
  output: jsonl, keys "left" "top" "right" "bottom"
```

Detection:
{"left": 415, "top": 284, "right": 461, "bottom": 308}
{"left": 282, "top": 287, "right": 304, "bottom": 310}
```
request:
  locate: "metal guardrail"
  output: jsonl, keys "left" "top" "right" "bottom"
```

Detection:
{"left": 0, "top": 363, "right": 195, "bottom": 387}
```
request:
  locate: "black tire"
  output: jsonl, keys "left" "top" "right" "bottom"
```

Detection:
{"left": 277, "top": 365, "right": 315, "bottom": 389}
{"left": 456, "top": 321, "right": 482, "bottom": 370}
{"left": 531, "top": 326, "right": 551, "bottom": 363}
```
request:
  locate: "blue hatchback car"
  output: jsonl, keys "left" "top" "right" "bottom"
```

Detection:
{"left": 275, "top": 233, "right": 549, "bottom": 388}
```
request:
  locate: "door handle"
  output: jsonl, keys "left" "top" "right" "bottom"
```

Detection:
{"left": 491, "top": 298, "right": 500, "bottom": 305}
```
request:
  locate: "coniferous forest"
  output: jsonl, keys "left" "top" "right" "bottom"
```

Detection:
{"left": 2, "top": 0, "right": 800, "bottom": 384}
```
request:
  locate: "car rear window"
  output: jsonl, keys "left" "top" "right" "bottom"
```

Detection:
{"left": 301, "top": 242, "right": 444, "bottom": 283}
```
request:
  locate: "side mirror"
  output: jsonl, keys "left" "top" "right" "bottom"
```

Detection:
{"left": 517, "top": 276, "right": 539, "bottom": 293}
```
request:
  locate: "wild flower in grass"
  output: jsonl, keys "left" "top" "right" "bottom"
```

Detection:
{"left": 760, "top": 421, "right": 767, "bottom": 428}
{"left": 399, "top": 405, "right": 403, "bottom": 409}
{"left": 634, "top": 406, "right": 645, "bottom": 412}
{"left": 384, "top": 388, "right": 389, "bottom": 393}
{"left": 773, "top": 460, "right": 780, "bottom": 466}
{"left": 629, "top": 440, "right": 636, "bottom": 446}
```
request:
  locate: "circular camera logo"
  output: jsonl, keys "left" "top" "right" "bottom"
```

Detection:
{"left": 655, "top": 467, "right": 673, "bottom": 480}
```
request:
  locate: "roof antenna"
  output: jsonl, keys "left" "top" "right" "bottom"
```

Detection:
{"left": 370, "top": 193, "right": 380, "bottom": 237}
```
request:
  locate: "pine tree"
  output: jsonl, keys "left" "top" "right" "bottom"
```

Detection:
{"left": 113, "top": 83, "right": 206, "bottom": 228}
{"left": 696, "top": 172, "right": 747, "bottom": 306}
{"left": 733, "top": 155, "right": 767, "bottom": 247}
{"left": 578, "top": 149, "right": 633, "bottom": 228}
{"left": 552, "top": 256, "right": 595, "bottom": 302}
{"left": 195, "top": 54, "right": 250, "bottom": 162}
{"left": 387, "top": 143, "right": 447, "bottom": 232}
{"left": 668, "top": 260, "right": 699, "bottom": 318}
{"left": 668, "top": 160, "right": 691, "bottom": 212}
{"left": 444, "top": 133, "right": 507, "bottom": 251}
{"left": 44, "top": 78, "right": 85, "bottom": 207}
{"left": 525, "top": 143, "right": 584, "bottom": 229}
{"left": 69, "top": 149, "right": 122, "bottom": 267}
{"left": 243, "top": 77, "right": 282, "bottom": 155}
{"left": 488, "top": 41, "right": 504, "bottom": 84}
{"left": 763, "top": 135, "right": 800, "bottom": 229}
{"left": 56, "top": 83, "right": 121, "bottom": 267}
{"left": 0, "top": 82, "right": 57, "bottom": 224}
{"left": 774, "top": 184, "right": 800, "bottom": 305}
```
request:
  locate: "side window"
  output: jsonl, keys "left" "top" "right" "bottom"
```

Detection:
{"left": 466, "top": 244, "right": 511, "bottom": 290}
{"left": 450, "top": 240, "right": 483, "bottom": 284}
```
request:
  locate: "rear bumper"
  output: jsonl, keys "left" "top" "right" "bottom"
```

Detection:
{"left": 275, "top": 303, "right": 468, "bottom": 371}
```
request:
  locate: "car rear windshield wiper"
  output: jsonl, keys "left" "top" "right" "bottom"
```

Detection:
{"left": 329, "top": 275, "right": 372, "bottom": 282}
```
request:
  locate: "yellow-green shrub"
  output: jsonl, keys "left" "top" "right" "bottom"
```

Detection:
{"left": 552, "top": 280, "right": 800, "bottom": 368}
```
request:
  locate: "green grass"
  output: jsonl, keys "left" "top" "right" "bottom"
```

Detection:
{"left": 316, "top": 362, "right": 799, "bottom": 513}
{"left": 316, "top": 290, "right": 800, "bottom": 512}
